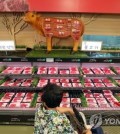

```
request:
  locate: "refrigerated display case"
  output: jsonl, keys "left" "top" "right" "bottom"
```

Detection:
{"left": 0, "top": 57, "right": 120, "bottom": 125}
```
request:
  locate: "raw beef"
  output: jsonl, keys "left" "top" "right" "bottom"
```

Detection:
{"left": 71, "top": 98, "right": 81, "bottom": 103}
{"left": 72, "top": 83, "right": 82, "bottom": 87}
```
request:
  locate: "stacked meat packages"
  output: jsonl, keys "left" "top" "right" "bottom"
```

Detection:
{"left": 0, "top": 64, "right": 120, "bottom": 110}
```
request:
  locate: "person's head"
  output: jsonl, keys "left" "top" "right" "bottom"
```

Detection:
{"left": 41, "top": 83, "right": 63, "bottom": 108}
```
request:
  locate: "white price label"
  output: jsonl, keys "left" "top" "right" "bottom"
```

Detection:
{"left": 81, "top": 41, "right": 102, "bottom": 51}
{"left": 46, "top": 58, "right": 54, "bottom": 62}
{"left": 0, "top": 40, "right": 15, "bottom": 51}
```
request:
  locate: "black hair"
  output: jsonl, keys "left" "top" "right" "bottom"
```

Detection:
{"left": 41, "top": 83, "right": 63, "bottom": 108}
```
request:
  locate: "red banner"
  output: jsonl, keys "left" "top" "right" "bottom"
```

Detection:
{"left": 28, "top": 0, "right": 120, "bottom": 14}
{"left": 0, "top": 0, "right": 120, "bottom": 13}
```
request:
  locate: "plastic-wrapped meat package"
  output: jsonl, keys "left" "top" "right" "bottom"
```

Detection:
{"left": 60, "top": 78, "right": 69, "bottom": 83}
{"left": 3, "top": 92, "right": 15, "bottom": 98}
{"left": 48, "top": 67, "right": 58, "bottom": 74}
{"left": 98, "top": 103, "right": 110, "bottom": 108}
{"left": 84, "top": 93, "right": 93, "bottom": 98}
{"left": 72, "top": 83, "right": 82, "bottom": 87}
{"left": 39, "top": 79, "right": 48, "bottom": 83}
{"left": 104, "top": 83, "right": 116, "bottom": 87}
{"left": 71, "top": 78, "right": 80, "bottom": 83}
{"left": 1, "top": 81, "right": 12, "bottom": 87}
{"left": 22, "top": 70, "right": 32, "bottom": 74}
{"left": 0, "top": 102, "right": 8, "bottom": 108}
{"left": 59, "top": 70, "right": 69, "bottom": 74}
{"left": 69, "top": 67, "right": 79, "bottom": 74}
{"left": 11, "top": 70, "right": 22, "bottom": 74}
{"left": 94, "top": 83, "right": 105, "bottom": 87}
{"left": 37, "top": 67, "right": 47, "bottom": 74}
{"left": 87, "top": 103, "right": 98, "bottom": 108}
{"left": 86, "top": 98, "right": 96, "bottom": 103}
{"left": 81, "top": 67, "right": 93, "bottom": 75}
{"left": 8, "top": 103, "right": 21, "bottom": 108}
{"left": 37, "top": 70, "right": 47, "bottom": 74}
{"left": 20, "top": 103, "right": 30, "bottom": 108}
{"left": 37, "top": 82, "right": 47, "bottom": 87}
{"left": 25, "top": 79, "right": 33, "bottom": 83}
{"left": 93, "top": 93, "right": 104, "bottom": 98}
{"left": 84, "top": 78, "right": 92, "bottom": 83}
{"left": 62, "top": 83, "right": 72, "bottom": 87}
{"left": 102, "top": 78, "right": 111, "bottom": 83}
{"left": 71, "top": 98, "right": 81, "bottom": 103}
{"left": 50, "top": 78, "right": 59, "bottom": 83}
{"left": 21, "top": 82, "right": 31, "bottom": 87}
{"left": 92, "top": 78, "right": 102, "bottom": 83}
{"left": 106, "top": 97, "right": 118, "bottom": 103}
{"left": 15, "top": 79, "right": 25, "bottom": 83}
{"left": 91, "top": 68, "right": 104, "bottom": 75}
{"left": 96, "top": 98, "right": 107, "bottom": 102}
{"left": 103, "top": 90, "right": 112, "bottom": 94}
{"left": 84, "top": 83, "right": 94, "bottom": 87}
{"left": 15, "top": 92, "right": 26, "bottom": 98}
{"left": 61, "top": 98, "right": 70, "bottom": 104}
{"left": 10, "top": 82, "right": 21, "bottom": 87}
{"left": 12, "top": 97, "right": 23, "bottom": 103}
{"left": 83, "top": 90, "right": 91, "bottom": 93}
{"left": 25, "top": 93, "right": 34, "bottom": 98}
{"left": 101, "top": 67, "right": 115, "bottom": 75}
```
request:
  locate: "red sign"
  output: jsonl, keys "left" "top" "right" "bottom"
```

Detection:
{"left": 28, "top": 0, "right": 120, "bottom": 14}
{"left": 0, "top": 0, "right": 120, "bottom": 13}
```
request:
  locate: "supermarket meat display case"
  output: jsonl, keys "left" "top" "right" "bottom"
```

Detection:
{"left": 0, "top": 57, "right": 120, "bottom": 126}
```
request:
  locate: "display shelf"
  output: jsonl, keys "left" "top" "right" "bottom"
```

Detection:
{"left": 1, "top": 74, "right": 120, "bottom": 78}
{"left": 0, "top": 87, "right": 41, "bottom": 92}
{"left": 83, "top": 74, "right": 120, "bottom": 77}
{"left": 0, "top": 87, "right": 120, "bottom": 92}
{"left": 0, "top": 60, "right": 120, "bottom": 125}
{"left": 0, "top": 57, "right": 120, "bottom": 63}
{"left": 0, "top": 74, "right": 81, "bottom": 78}
{"left": 0, "top": 107, "right": 120, "bottom": 115}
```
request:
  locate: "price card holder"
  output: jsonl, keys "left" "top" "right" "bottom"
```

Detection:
{"left": 46, "top": 58, "right": 54, "bottom": 62}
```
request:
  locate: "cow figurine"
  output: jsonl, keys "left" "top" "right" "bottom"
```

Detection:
{"left": 23, "top": 12, "right": 84, "bottom": 53}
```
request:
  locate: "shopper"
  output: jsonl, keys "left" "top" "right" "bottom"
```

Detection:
{"left": 34, "top": 83, "right": 92, "bottom": 134}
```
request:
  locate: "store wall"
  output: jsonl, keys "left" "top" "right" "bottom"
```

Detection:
{"left": 0, "top": 13, "right": 120, "bottom": 48}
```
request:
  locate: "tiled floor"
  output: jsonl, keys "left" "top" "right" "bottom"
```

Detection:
{"left": 0, "top": 125, "right": 119, "bottom": 134}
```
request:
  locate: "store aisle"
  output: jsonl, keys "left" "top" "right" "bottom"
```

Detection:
{"left": 0, "top": 125, "right": 33, "bottom": 134}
